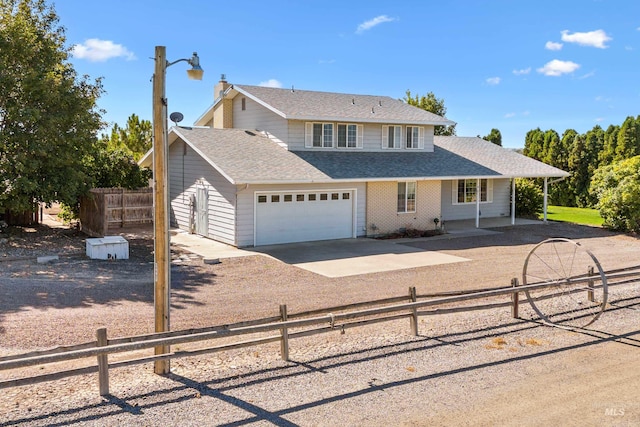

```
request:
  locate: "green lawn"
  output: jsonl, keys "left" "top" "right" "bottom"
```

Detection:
{"left": 541, "top": 205, "right": 604, "bottom": 227}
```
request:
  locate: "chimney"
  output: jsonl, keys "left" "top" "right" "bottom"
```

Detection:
{"left": 213, "top": 74, "right": 233, "bottom": 129}
{"left": 214, "top": 74, "right": 230, "bottom": 101}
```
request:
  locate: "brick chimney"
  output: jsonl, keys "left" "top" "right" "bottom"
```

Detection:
{"left": 213, "top": 74, "right": 233, "bottom": 129}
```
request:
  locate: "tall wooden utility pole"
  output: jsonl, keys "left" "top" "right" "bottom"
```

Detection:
{"left": 152, "top": 45, "right": 171, "bottom": 374}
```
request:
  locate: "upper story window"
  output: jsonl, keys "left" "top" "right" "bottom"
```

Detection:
{"left": 454, "top": 179, "right": 493, "bottom": 204}
{"left": 406, "top": 126, "right": 424, "bottom": 149}
{"left": 337, "top": 123, "right": 363, "bottom": 148}
{"left": 305, "top": 123, "right": 334, "bottom": 148}
{"left": 306, "top": 122, "right": 363, "bottom": 148}
{"left": 382, "top": 125, "right": 402, "bottom": 149}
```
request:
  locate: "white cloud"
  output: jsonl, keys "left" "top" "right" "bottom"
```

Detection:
{"left": 513, "top": 67, "right": 531, "bottom": 75}
{"left": 625, "top": 46, "right": 633, "bottom": 51}
{"left": 356, "top": 15, "right": 396, "bottom": 34}
{"left": 72, "top": 39, "right": 135, "bottom": 62}
{"left": 537, "top": 59, "right": 580, "bottom": 76}
{"left": 504, "top": 111, "right": 529, "bottom": 118}
{"left": 485, "top": 77, "right": 501, "bottom": 85}
{"left": 259, "top": 79, "right": 282, "bottom": 88}
{"left": 579, "top": 71, "right": 596, "bottom": 79}
{"left": 545, "top": 41, "right": 563, "bottom": 51}
{"left": 595, "top": 117, "right": 604, "bottom": 122}
{"left": 560, "top": 29, "right": 612, "bottom": 48}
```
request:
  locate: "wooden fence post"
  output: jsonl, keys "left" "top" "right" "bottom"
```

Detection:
{"left": 96, "top": 328, "right": 109, "bottom": 396}
{"left": 121, "top": 188, "right": 126, "bottom": 228}
{"left": 279, "top": 305, "right": 289, "bottom": 361}
{"left": 409, "top": 287, "right": 419, "bottom": 336}
{"left": 511, "top": 278, "right": 519, "bottom": 319}
{"left": 587, "top": 266, "right": 595, "bottom": 302}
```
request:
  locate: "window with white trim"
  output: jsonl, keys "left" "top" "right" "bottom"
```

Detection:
{"left": 305, "top": 122, "right": 334, "bottom": 148}
{"left": 453, "top": 179, "right": 493, "bottom": 204}
{"left": 382, "top": 125, "right": 402, "bottom": 149}
{"left": 406, "top": 126, "right": 424, "bottom": 149}
{"left": 337, "top": 123, "right": 362, "bottom": 148}
{"left": 397, "top": 181, "right": 416, "bottom": 213}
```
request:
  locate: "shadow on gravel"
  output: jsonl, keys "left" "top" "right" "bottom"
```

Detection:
{"left": 4, "top": 298, "right": 639, "bottom": 427}
{"left": 0, "top": 224, "right": 217, "bottom": 316}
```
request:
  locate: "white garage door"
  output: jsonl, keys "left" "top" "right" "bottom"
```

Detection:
{"left": 255, "top": 190, "right": 354, "bottom": 246}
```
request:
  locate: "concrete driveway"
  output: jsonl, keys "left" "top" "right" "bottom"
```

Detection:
{"left": 172, "top": 230, "right": 469, "bottom": 278}
{"left": 253, "top": 238, "right": 469, "bottom": 277}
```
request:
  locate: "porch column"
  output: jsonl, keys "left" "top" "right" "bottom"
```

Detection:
{"left": 543, "top": 177, "right": 548, "bottom": 222}
{"left": 475, "top": 178, "right": 480, "bottom": 228}
{"left": 511, "top": 178, "right": 516, "bottom": 225}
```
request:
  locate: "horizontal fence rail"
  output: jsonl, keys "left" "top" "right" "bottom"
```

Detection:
{"left": 1, "top": 266, "right": 639, "bottom": 396}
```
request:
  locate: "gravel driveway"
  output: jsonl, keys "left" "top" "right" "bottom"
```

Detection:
{"left": 1, "top": 221, "right": 639, "bottom": 426}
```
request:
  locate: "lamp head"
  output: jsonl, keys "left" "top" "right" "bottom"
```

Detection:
{"left": 186, "top": 52, "right": 204, "bottom": 80}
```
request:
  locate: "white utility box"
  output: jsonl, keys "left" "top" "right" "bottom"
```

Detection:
{"left": 86, "top": 236, "right": 129, "bottom": 260}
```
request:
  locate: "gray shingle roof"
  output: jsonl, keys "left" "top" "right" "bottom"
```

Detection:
{"left": 434, "top": 136, "right": 570, "bottom": 178}
{"left": 233, "top": 84, "right": 456, "bottom": 126}
{"left": 170, "top": 127, "right": 331, "bottom": 183}
{"left": 155, "top": 128, "right": 568, "bottom": 184}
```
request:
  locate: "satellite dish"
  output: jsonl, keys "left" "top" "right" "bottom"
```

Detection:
{"left": 169, "top": 112, "right": 184, "bottom": 126}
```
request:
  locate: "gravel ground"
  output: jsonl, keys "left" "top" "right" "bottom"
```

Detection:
{"left": 1, "top": 220, "right": 639, "bottom": 426}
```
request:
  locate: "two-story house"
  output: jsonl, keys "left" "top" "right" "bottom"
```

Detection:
{"left": 140, "top": 77, "right": 568, "bottom": 247}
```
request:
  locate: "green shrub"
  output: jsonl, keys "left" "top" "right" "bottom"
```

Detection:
{"left": 515, "top": 178, "right": 544, "bottom": 218}
{"left": 590, "top": 156, "right": 640, "bottom": 232}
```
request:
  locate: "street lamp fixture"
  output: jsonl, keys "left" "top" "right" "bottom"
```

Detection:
{"left": 152, "top": 46, "right": 203, "bottom": 375}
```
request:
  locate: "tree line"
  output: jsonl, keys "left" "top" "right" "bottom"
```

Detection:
{"left": 523, "top": 116, "right": 640, "bottom": 208}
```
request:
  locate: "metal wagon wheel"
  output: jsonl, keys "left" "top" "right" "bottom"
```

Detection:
{"left": 522, "top": 238, "right": 608, "bottom": 327}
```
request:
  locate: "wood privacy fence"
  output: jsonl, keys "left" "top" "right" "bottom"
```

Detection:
{"left": 2, "top": 267, "right": 638, "bottom": 397}
{"left": 79, "top": 188, "right": 153, "bottom": 237}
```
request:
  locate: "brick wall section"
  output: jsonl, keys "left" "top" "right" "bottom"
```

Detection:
{"left": 366, "top": 181, "right": 442, "bottom": 236}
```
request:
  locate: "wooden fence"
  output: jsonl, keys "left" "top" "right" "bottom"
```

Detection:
{"left": 1, "top": 267, "right": 638, "bottom": 396}
{"left": 79, "top": 188, "right": 153, "bottom": 237}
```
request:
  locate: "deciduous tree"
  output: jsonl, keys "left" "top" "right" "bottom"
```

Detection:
{"left": 0, "top": 0, "right": 104, "bottom": 218}
{"left": 483, "top": 128, "right": 502, "bottom": 146}
{"left": 404, "top": 90, "right": 456, "bottom": 136}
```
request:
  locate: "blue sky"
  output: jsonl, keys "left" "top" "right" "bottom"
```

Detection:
{"left": 56, "top": 0, "right": 639, "bottom": 148}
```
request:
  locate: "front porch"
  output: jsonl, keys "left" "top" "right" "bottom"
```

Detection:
{"left": 443, "top": 217, "right": 543, "bottom": 234}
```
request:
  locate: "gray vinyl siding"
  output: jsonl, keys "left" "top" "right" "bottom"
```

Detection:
{"left": 233, "top": 96, "right": 288, "bottom": 142}
{"left": 168, "top": 140, "right": 237, "bottom": 245}
{"left": 286, "top": 121, "right": 435, "bottom": 151}
{"left": 235, "top": 182, "right": 367, "bottom": 247}
{"left": 440, "top": 179, "right": 511, "bottom": 221}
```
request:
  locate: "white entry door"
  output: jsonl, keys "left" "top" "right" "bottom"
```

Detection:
{"left": 255, "top": 190, "right": 354, "bottom": 246}
{"left": 196, "top": 186, "right": 208, "bottom": 237}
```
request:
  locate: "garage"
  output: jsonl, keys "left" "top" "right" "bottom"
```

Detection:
{"left": 255, "top": 190, "right": 355, "bottom": 245}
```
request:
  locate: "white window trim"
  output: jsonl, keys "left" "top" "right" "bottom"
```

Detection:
{"left": 305, "top": 122, "right": 335, "bottom": 148}
{"left": 397, "top": 181, "right": 417, "bottom": 213}
{"left": 382, "top": 125, "right": 402, "bottom": 149}
{"left": 406, "top": 126, "right": 424, "bottom": 149}
{"left": 337, "top": 123, "right": 364, "bottom": 149}
{"left": 452, "top": 179, "right": 494, "bottom": 205}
